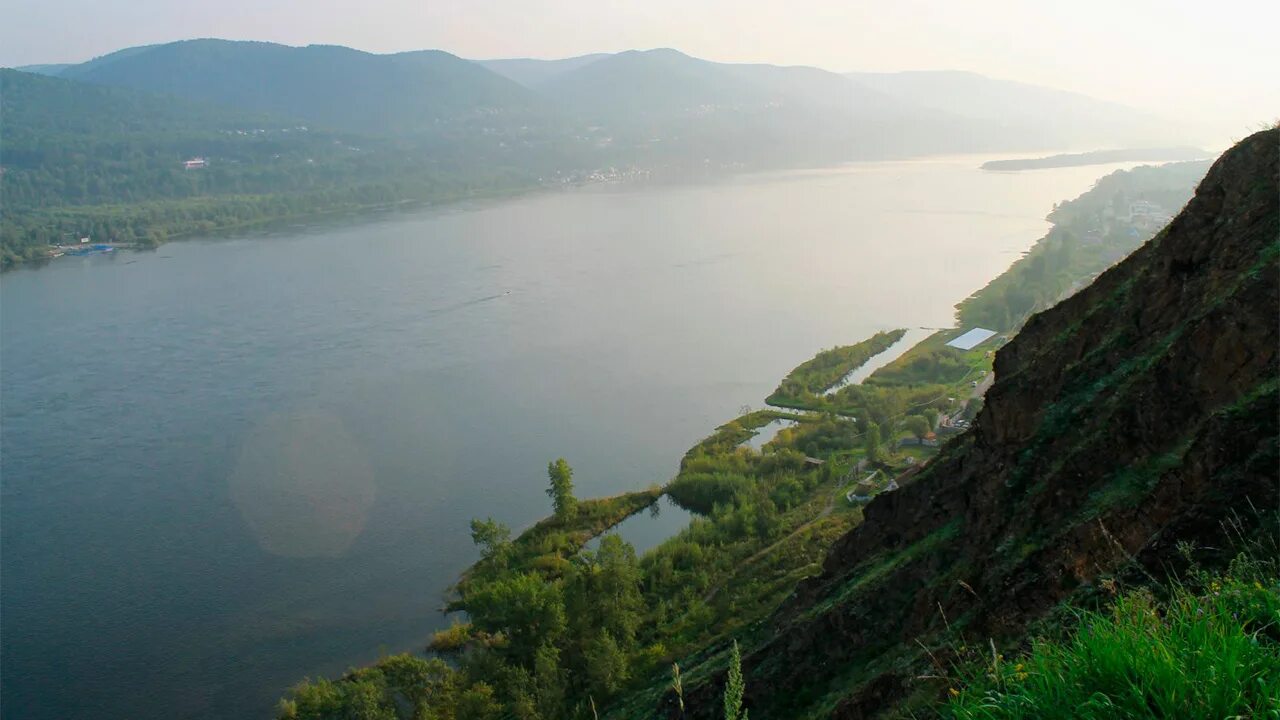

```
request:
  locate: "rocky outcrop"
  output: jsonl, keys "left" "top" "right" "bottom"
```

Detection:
{"left": 672, "top": 128, "right": 1279, "bottom": 719}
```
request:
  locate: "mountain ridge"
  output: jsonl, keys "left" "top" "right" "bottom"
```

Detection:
{"left": 14, "top": 39, "right": 1177, "bottom": 148}
{"left": 53, "top": 39, "right": 543, "bottom": 135}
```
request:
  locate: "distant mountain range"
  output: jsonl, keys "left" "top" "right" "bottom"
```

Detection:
{"left": 846, "top": 70, "right": 1172, "bottom": 149}
{"left": 18, "top": 40, "right": 1183, "bottom": 151}
{"left": 22, "top": 40, "right": 540, "bottom": 135}
{"left": 4, "top": 39, "right": 1198, "bottom": 266}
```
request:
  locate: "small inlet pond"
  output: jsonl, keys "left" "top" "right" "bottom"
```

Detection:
{"left": 584, "top": 496, "right": 695, "bottom": 556}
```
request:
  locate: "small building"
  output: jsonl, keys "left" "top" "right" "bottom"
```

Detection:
{"left": 183, "top": 157, "right": 208, "bottom": 170}
{"left": 946, "top": 327, "right": 997, "bottom": 351}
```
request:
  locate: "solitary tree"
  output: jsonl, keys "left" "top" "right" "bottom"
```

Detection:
{"left": 469, "top": 517, "right": 511, "bottom": 560}
{"left": 904, "top": 415, "right": 931, "bottom": 441}
{"left": 864, "top": 422, "right": 882, "bottom": 462}
{"left": 547, "top": 458, "right": 577, "bottom": 518}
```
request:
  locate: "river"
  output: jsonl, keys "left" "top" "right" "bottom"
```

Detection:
{"left": 0, "top": 156, "right": 1147, "bottom": 719}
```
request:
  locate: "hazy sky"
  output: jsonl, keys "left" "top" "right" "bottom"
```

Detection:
{"left": 5, "top": 0, "right": 1277, "bottom": 140}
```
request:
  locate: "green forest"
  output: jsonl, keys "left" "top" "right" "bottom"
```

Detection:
{"left": 0, "top": 69, "right": 583, "bottom": 267}
{"left": 956, "top": 160, "right": 1210, "bottom": 332}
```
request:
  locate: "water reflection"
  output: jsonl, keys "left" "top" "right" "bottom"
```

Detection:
{"left": 743, "top": 419, "right": 797, "bottom": 451}
{"left": 584, "top": 496, "right": 693, "bottom": 556}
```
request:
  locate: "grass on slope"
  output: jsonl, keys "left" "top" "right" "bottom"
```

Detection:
{"left": 943, "top": 554, "right": 1280, "bottom": 719}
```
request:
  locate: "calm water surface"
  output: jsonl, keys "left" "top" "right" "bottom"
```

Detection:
{"left": 1, "top": 158, "right": 1142, "bottom": 719}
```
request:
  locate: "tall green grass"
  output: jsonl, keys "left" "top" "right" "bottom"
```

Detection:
{"left": 945, "top": 555, "right": 1280, "bottom": 719}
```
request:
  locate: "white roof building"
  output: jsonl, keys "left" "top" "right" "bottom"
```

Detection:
{"left": 946, "top": 328, "right": 997, "bottom": 351}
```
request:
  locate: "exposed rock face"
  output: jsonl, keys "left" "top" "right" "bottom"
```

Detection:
{"left": 674, "top": 128, "right": 1279, "bottom": 718}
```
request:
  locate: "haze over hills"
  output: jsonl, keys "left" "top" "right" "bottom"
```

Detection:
{"left": 3, "top": 38, "right": 1200, "bottom": 267}
{"left": 848, "top": 70, "right": 1179, "bottom": 148}
{"left": 51, "top": 39, "right": 543, "bottom": 135}
{"left": 21, "top": 39, "right": 1181, "bottom": 149}
{"left": 476, "top": 54, "right": 610, "bottom": 90}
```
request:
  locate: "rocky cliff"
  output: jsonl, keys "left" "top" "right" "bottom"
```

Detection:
{"left": 672, "top": 128, "right": 1279, "bottom": 718}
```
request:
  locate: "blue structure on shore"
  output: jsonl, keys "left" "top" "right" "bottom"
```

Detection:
{"left": 63, "top": 244, "right": 115, "bottom": 257}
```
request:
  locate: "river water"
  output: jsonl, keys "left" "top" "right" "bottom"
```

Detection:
{"left": 0, "top": 157, "right": 1145, "bottom": 719}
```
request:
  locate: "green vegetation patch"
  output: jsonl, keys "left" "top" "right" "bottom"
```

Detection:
{"left": 767, "top": 330, "right": 907, "bottom": 406}
{"left": 943, "top": 557, "right": 1280, "bottom": 719}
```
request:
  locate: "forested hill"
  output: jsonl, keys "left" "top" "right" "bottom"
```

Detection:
{"left": 476, "top": 54, "right": 610, "bottom": 90}
{"left": 529, "top": 49, "right": 996, "bottom": 162}
{"left": 664, "top": 127, "right": 1279, "bottom": 719}
{"left": 55, "top": 39, "right": 544, "bottom": 135}
{"left": 0, "top": 68, "right": 562, "bottom": 266}
{"left": 846, "top": 70, "right": 1183, "bottom": 148}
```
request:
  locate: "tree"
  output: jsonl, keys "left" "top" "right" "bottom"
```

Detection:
{"left": 864, "top": 422, "right": 882, "bottom": 462}
{"left": 584, "top": 630, "right": 629, "bottom": 699}
{"left": 455, "top": 682, "right": 502, "bottom": 720}
{"left": 723, "top": 640, "right": 748, "bottom": 720}
{"left": 923, "top": 408, "right": 939, "bottom": 430}
{"left": 533, "top": 642, "right": 566, "bottom": 720}
{"left": 465, "top": 573, "right": 566, "bottom": 662}
{"left": 566, "top": 535, "right": 644, "bottom": 648}
{"left": 546, "top": 458, "right": 577, "bottom": 518}
{"left": 469, "top": 517, "right": 511, "bottom": 559}
{"left": 903, "top": 415, "right": 931, "bottom": 441}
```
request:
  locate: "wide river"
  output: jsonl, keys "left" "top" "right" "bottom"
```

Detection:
{"left": 1, "top": 157, "right": 1144, "bottom": 719}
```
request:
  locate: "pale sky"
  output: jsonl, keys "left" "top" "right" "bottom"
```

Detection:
{"left": 5, "top": 0, "right": 1277, "bottom": 141}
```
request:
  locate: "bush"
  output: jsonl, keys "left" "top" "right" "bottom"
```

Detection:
{"left": 667, "top": 472, "right": 753, "bottom": 515}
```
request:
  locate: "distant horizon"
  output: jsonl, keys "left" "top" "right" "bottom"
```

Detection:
{"left": 8, "top": 36, "right": 1264, "bottom": 150}
{"left": 4, "top": 37, "right": 1095, "bottom": 86}
{"left": 5, "top": 0, "right": 1277, "bottom": 143}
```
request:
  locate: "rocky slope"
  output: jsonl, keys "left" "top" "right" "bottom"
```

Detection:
{"left": 668, "top": 128, "right": 1279, "bottom": 718}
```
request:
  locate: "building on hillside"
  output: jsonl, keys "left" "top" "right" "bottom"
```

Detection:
{"left": 946, "top": 327, "right": 997, "bottom": 351}
{"left": 183, "top": 157, "right": 208, "bottom": 170}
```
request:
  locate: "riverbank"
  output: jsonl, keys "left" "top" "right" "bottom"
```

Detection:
{"left": 442, "top": 152, "right": 1211, "bottom": 596}
{"left": 981, "top": 146, "right": 1209, "bottom": 171}
{"left": 295, "top": 154, "right": 1215, "bottom": 720}
{"left": 4, "top": 151, "right": 1191, "bottom": 720}
{"left": 0, "top": 183, "right": 545, "bottom": 271}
